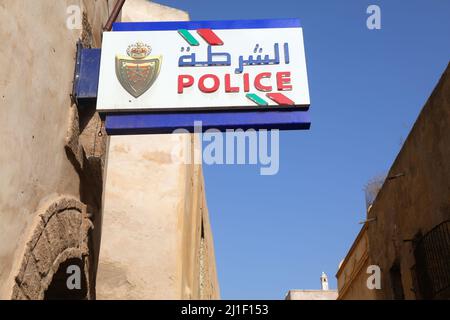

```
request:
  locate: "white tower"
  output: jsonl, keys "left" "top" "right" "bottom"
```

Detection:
{"left": 320, "top": 272, "right": 329, "bottom": 291}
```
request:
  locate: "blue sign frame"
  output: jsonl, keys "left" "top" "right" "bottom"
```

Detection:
{"left": 95, "top": 19, "right": 311, "bottom": 135}
{"left": 112, "top": 18, "right": 301, "bottom": 31}
{"left": 105, "top": 110, "right": 310, "bottom": 135}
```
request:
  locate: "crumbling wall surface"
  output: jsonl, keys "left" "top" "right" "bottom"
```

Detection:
{"left": 96, "top": 1, "right": 219, "bottom": 300}
{"left": 0, "top": 0, "right": 112, "bottom": 299}
{"left": 367, "top": 63, "right": 450, "bottom": 299}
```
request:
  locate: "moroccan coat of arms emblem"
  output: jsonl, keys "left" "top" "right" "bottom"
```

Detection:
{"left": 115, "top": 42, "right": 162, "bottom": 98}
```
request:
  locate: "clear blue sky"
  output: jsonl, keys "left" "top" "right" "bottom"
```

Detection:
{"left": 155, "top": 0, "right": 450, "bottom": 299}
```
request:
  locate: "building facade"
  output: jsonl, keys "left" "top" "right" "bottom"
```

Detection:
{"left": 336, "top": 224, "right": 377, "bottom": 300}
{"left": 337, "top": 63, "right": 450, "bottom": 300}
{"left": 285, "top": 273, "right": 338, "bottom": 300}
{"left": 0, "top": 0, "right": 219, "bottom": 300}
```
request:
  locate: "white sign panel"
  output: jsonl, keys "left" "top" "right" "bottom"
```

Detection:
{"left": 97, "top": 19, "right": 310, "bottom": 112}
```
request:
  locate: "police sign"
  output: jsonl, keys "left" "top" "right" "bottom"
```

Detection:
{"left": 95, "top": 19, "right": 310, "bottom": 134}
{"left": 97, "top": 19, "right": 309, "bottom": 112}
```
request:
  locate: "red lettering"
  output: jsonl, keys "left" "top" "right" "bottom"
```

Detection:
{"left": 225, "top": 74, "right": 239, "bottom": 93}
{"left": 199, "top": 74, "right": 220, "bottom": 93}
{"left": 178, "top": 75, "right": 194, "bottom": 93}
{"left": 243, "top": 73, "right": 250, "bottom": 92}
{"left": 254, "top": 72, "right": 272, "bottom": 92}
{"left": 276, "top": 71, "right": 292, "bottom": 91}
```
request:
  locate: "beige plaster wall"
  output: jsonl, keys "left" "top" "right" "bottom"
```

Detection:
{"left": 95, "top": 1, "right": 219, "bottom": 300}
{"left": 0, "top": 0, "right": 113, "bottom": 299}
{"left": 336, "top": 225, "right": 377, "bottom": 300}
{"left": 122, "top": 0, "right": 190, "bottom": 22}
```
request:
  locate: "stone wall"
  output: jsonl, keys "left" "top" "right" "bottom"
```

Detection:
{"left": 0, "top": 0, "right": 113, "bottom": 299}
{"left": 364, "top": 63, "right": 449, "bottom": 299}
